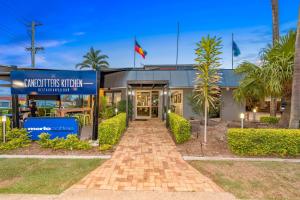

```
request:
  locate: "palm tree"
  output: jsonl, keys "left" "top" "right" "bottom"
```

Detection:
{"left": 270, "top": 0, "right": 280, "bottom": 116}
{"left": 193, "top": 35, "right": 222, "bottom": 144}
{"left": 76, "top": 47, "right": 109, "bottom": 71}
{"left": 289, "top": 7, "right": 300, "bottom": 128}
{"left": 234, "top": 31, "right": 296, "bottom": 127}
{"left": 233, "top": 62, "right": 265, "bottom": 108}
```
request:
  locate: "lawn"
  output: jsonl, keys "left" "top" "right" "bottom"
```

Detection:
{"left": 189, "top": 160, "right": 300, "bottom": 200}
{"left": 0, "top": 158, "right": 103, "bottom": 194}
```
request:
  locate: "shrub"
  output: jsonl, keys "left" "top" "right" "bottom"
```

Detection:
{"left": 38, "top": 133, "right": 92, "bottom": 150}
{"left": 168, "top": 113, "right": 191, "bottom": 143}
{"left": 98, "top": 113, "right": 126, "bottom": 146}
{"left": 99, "top": 144, "right": 112, "bottom": 151}
{"left": 0, "top": 128, "right": 31, "bottom": 150}
{"left": 260, "top": 116, "right": 280, "bottom": 124}
{"left": 227, "top": 128, "right": 300, "bottom": 157}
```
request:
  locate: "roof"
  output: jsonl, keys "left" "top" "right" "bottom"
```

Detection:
{"left": 104, "top": 68, "right": 242, "bottom": 88}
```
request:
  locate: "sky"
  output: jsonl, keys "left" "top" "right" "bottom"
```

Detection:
{"left": 0, "top": 0, "right": 298, "bottom": 71}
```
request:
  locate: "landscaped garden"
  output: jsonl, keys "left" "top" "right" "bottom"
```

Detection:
{"left": 0, "top": 109, "right": 127, "bottom": 155}
{"left": 0, "top": 158, "right": 103, "bottom": 194}
{"left": 189, "top": 160, "right": 300, "bottom": 200}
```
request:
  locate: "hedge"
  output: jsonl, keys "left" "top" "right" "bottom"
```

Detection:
{"left": 260, "top": 116, "right": 280, "bottom": 124}
{"left": 168, "top": 113, "right": 191, "bottom": 143}
{"left": 98, "top": 113, "right": 126, "bottom": 147}
{"left": 228, "top": 128, "right": 300, "bottom": 157}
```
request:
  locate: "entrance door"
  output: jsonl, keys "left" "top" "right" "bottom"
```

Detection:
{"left": 136, "top": 91, "right": 151, "bottom": 119}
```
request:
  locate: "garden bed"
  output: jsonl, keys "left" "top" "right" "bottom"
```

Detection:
{"left": 0, "top": 142, "right": 114, "bottom": 156}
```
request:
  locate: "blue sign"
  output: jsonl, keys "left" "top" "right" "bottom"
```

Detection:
{"left": 24, "top": 117, "right": 79, "bottom": 140}
{"left": 11, "top": 70, "right": 97, "bottom": 95}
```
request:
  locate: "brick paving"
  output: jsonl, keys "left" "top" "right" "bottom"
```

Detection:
{"left": 72, "top": 119, "right": 223, "bottom": 192}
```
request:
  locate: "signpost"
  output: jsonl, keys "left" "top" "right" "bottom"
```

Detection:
{"left": 10, "top": 69, "right": 100, "bottom": 140}
{"left": 24, "top": 117, "right": 79, "bottom": 140}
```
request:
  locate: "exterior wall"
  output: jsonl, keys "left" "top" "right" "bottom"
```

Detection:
{"left": 220, "top": 88, "right": 245, "bottom": 121}
{"left": 182, "top": 88, "right": 200, "bottom": 120}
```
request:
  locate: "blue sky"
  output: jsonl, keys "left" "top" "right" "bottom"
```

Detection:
{"left": 0, "top": 0, "right": 298, "bottom": 70}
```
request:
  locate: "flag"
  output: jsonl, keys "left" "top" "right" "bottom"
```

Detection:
{"left": 232, "top": 40, "right": 241, "bottom": 57}
{"left": 135, "top": 40, "right": 147, "bottom": 59}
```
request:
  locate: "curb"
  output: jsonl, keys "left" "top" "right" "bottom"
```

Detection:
{"left": 183, "top": 156, "right": 300, "bottom": 163}
{"left": 0, "top": 154, "right": 112, "bottom": 159}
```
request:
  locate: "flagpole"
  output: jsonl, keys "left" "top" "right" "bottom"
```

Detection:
{"left": 176, "top": 22, "right": 179, "bottom": 70}
{"left": 231, "top": 33, "right": 234, "bottom": 69}
{"left": 134, "top": 36, "right": 136, "bottom": 68}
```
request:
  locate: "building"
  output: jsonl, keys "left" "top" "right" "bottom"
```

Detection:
{"left": 102, "top": 64, "right": 245, "bottom": 121}
{"left": 0, "top": 64, "right": 245, "bottom": 122}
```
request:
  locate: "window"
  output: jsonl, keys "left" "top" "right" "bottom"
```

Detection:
{"left": 104, "top": 91, "right": 122, "bottom": 106}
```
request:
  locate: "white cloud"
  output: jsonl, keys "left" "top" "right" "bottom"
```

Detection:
{"left": 73, "top": 32, "right": 85, "bottom": 36}
{"left": 38, "top": 40, "right": 70, "bottom": 48}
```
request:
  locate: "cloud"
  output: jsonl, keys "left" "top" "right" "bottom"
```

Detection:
{"left": 38, "top": 40, "right": 70, "bottom": 48}
{"left": 73, "top": 32, "right": 85, "bottom": 36}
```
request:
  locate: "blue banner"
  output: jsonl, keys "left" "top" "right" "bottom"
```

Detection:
{"left": 11, "top": 70, "right": 97, "bottom": 95}
{"left": 24, "top": 117, "right": 79, "bottom": 140}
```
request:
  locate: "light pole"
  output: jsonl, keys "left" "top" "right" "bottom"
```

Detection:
{"left": 2, "top": 116, "right": 7, "bottom": 143}
{"left": 240, "top": 113, "right": 245, "bottom": 129}
{"left": 253, "top": 108, "right": 257, "bottom": 122}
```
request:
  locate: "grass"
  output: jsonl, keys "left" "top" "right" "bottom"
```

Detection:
{"left": 0, "top": 158, "right": 103, "bottom": 194}
{"left": 189, "top": 160, "right": 300, "bottom": 200}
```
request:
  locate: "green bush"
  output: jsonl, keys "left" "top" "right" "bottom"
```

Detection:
{"left": 99, "top": 144, "right": 112, "bottom": 151}
{"left": 168, "top": 113, "right": 191, "bottom": 143}
{"left": 260, "top": 116, "right": 280, "bottom": 124}
{"left": 0, "top": 128, "right": 31, "bottom": 150}
{"left": 98, "top": 113, "right": 126, "bottom": 146}
{"left": 38, "top": 133, "right": 92, "bottom": 150}
{"left": 227, "top": 128, "right": 300, "bottom": 157}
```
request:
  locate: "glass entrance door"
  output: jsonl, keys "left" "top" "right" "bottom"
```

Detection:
{"left": 136, "top": 91, "right": 151, "bottom": 119}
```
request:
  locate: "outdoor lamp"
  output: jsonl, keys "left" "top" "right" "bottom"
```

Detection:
{"left": 2, "top": 116, "right": 6, "bottom": 143}
{"left": 167, "top": 109, "right": 171, "bottom": 114}
{"left": 253, "top": 108, "right": 257, "bottom": 122}
{"left": 115, "top": 108, "right": 118, "bottom": 114}
{"left": 240, "top": 113, "right": 245, "bottom": 129}
{"left": 128, "top": 91, "right": 132, "bottom": 95}
{"left": 163, "top": 91, "right": 168, "bottom": 95}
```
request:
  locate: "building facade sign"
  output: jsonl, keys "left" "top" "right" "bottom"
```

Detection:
{"left": 11, "top": 70, "right": 97, "bottom": 95}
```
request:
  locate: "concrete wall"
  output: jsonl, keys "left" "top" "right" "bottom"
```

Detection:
{"left": 220, "top": 88, "right": 245, "bottom": 121}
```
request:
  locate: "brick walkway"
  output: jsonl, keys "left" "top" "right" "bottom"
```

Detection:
{"left": 72, "top": 119, "right": 223, "bottom": 192}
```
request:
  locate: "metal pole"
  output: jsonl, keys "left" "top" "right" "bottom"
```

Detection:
{"left": 231, "top": 33, "right": 234, "bottom": 69}
{"left": 126, "top": 84, "right": 129, "bottom": 127}
{"left": 175, "top": 22, "right": 179, "bottom": 69}
{"left": 2, "top": 121, "right": 6, "bottom": 143}
{"left": 92, "top": 70, "right": 100, "bottom": 140}
{"left": 134, "top": 36, "right": 136, "bottom": 68}
{"left": 12, "top": 94, "right": 19, "bottom": 128}
{"left": 241, "top": 118, "right": 244, "bottom": 129}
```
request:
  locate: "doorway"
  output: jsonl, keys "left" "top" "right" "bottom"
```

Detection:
{"left": 135, "top": 90, "right": 160, "bottom": 119}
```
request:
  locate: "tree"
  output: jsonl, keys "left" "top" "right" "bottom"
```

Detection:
{"left": 270, "top": 0, "right": 280, "bottom": 116}
{"left": 234, "top": 31, "right": 296, "bottom": 127}
{"left": 289, "top": 6, "right": 300, "bottom": 128}
{"left": 76, "top": 47, "right": 109, "bottom": 71}
{"left": 233, "top": 62, "right": 265, "bottom": 109}
{"left": 193, "top": 35, "right": 222, "bottom": 144}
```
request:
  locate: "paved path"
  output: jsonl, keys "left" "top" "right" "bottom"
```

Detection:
{"left": 71, "top": 120, "right": 224, "bottom": 192}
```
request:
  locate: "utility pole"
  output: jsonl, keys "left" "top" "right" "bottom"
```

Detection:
{"left": 26, "top": 21, "right": 44, "bottom": 68}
